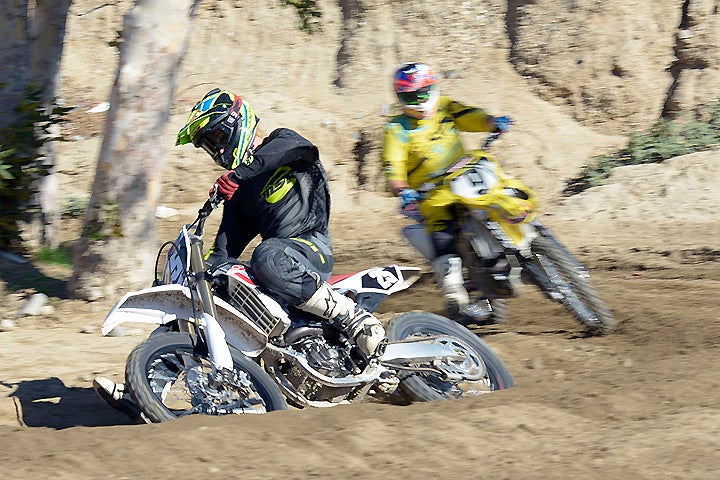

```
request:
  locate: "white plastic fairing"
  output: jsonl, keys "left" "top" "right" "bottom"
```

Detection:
{"left": 213, "top": 295, "right": 269, "bottom": 357}
{"left": 101, "top": 284, "right": 192, "bottom": 336}
{"left": 101, "top": 283, "right": 268, "bottom": 357}
{"left": 329, "top": 264, "right": 422, "bottom": 295}
{"left": 201, "top": 312, "right": 234, "bottom": 370}
{"left": 450, "top": 161, "right": 499, "bottom": 198}
{"left": 161, "top": 227, "right": 192, "bottom": 285}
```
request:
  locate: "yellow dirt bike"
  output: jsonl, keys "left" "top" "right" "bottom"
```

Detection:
{"left": 402, "top": 133, "right": 614, "bottom": 333}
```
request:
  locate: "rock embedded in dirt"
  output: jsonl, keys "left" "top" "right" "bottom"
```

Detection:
{"left": 16, "top": 293, "right": 49, "bottom": 317}
{"left": 0, "top": 319, "right": 16, "bottom": 331}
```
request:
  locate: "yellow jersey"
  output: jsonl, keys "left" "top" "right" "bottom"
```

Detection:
{"left": 382, "top": 96, "right": 494, "bottom": 189}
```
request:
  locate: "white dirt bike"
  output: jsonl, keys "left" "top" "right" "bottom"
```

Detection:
{"left": 402, "top": 133, "right": 614, "bottom": 333}
{"left": 100, "top": 191, "right": 514, "bottom": 422}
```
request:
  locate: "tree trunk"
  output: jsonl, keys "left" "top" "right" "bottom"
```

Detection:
{"left": 0, "top": 0, "right": 69, "bottom": 250}
{"left": 27, "top": 0, "right": 72, "bottom": 250}
{"left": 69, "top": 0, "right": 200, "bottom": 301}
{"left": 30, "top": 0, "right": 71, "bottom": 108}
{"left": 0, "top": 0, "right": 30, "bottom": 131}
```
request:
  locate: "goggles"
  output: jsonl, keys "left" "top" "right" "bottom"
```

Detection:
{"left": 194, "top": 124, "right": 231, "bottom": 158}
{"left": 397, "top": 85, "right": 435, "bottom": 105}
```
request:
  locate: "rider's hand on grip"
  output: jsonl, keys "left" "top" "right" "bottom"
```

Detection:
{"left": 214, "top": 170, "right": 240, "bottom": 201}
{"left": 200, "top": 184, "right": 224, "bottom": 217}
{"left": 399, "top": 188, "right": 420, "bottom": 209}
{"left": 490, "top": 115, "right": 513, "bottom": 134}
{"left": 399, "top": 188, "right": 423, "bottom": 221}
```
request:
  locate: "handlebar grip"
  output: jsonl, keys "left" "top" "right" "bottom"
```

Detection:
{"left": 208, "top": 186, "right": 223, "bottom": 208}
{"left": 198, "top": 187, "right": 223, "bottom": 216}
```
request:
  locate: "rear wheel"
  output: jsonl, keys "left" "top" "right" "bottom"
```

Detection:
{"left": 385, "top": 311, "right": 514, "bottom": 402}
{"left": 531, "top": 235, "right": 614, "bottom": 333}
{"left": 125, "top": 332, "right": 287, "bottom": 422}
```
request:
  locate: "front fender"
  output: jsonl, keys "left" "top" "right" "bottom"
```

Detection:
{"left": 101, "top": 284, "right": 268, "bottom": 357}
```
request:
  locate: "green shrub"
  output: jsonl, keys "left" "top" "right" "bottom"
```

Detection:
{"left": 282, "top": 0, "right": 322, "bottom": 33}
{"left": 0, "top": 147, "right": 14, "bottom": 184}
{"left": 61, "top": 196, "right": 89, "bottom": 219}
{"left": 564, "top": 101, "right": 720, "bottom": 195}
{"left": 0, "top": 88, "right": 69, "bottom": 251}
{"left": 35, "top": 246, "right": 73, "bottom": 267}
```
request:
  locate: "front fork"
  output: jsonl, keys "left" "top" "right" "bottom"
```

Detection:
{"left": 188, "top": 237, "right": 234, "bottom": 371}
{"left": 516, "top": 226, "right": 586, "bottom": 302}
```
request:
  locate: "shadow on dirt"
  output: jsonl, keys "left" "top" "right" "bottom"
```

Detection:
{"left": 3, "top": 377, "right": 137, "bottom": 429}
{"left": 0, "top": 257, "right": 69, "bottom": 299}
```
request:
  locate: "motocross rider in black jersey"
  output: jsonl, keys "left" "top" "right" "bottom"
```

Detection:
{"left": 176, "top": 88, "right": 386, "bottom": 359}
{"left": 203, "top": 125, "right": 335, "bottom": 300}
{"left": 92, "top": 89, "right": 387, "bottom": 421}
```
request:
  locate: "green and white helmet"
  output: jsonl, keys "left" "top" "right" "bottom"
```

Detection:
{"left": 176, "top": 88, "right": 260, "bottom": 170}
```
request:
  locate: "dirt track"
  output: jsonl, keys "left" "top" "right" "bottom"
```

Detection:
{"left": 1, "top": 199, "right": 718, "bottom": 478}
{"left": 1, "top": 1, "right": 719, "bottom": 477}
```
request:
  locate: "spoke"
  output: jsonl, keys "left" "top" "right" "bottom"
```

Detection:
{"left": 144, "top": 348, "right": 269, "bottom": 416}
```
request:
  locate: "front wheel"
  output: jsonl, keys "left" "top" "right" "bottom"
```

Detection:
{"left": 385, "top": 311, "right": 514, "bottom": 402}
{"left": 531, "top": 235, "right": 614, "bottom": 333}
{"left": 125, "top": 332, "right": 287, "bottom": 423}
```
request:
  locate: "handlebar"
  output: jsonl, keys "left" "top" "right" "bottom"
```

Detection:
{"left": 419, "top": 132, "right": 504, "bottom": 189}
{"left": 199, "top": 186, "right": 223, "bottom": 216}
{"left": 192, "top": 186, "right": 223, "bottom": 237}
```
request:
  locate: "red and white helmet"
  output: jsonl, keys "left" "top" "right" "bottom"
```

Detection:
{"left": 392, "top": 62, "right": 440, "bottom": 119}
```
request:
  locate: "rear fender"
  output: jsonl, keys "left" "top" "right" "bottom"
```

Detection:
{"left": 328, "top": 264, "right": 421, "bottom": 313}
{"left": 101, "top": 284, "right": 268, "bottom": 357}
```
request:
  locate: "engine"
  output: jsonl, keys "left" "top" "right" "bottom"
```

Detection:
{"left": 273, "top": 331, "right": 361, "bottom": 406}
{"left": 295, "top": 335, "right": 349, "bottom": 376}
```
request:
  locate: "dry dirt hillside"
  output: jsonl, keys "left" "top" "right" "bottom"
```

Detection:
{"left": 0, "top": 1, "right": 719, "bottom": 479}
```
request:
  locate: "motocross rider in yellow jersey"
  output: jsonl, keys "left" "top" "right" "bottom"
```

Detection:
{"left": 382, "top": 62, "right": 513, "bottom": 321}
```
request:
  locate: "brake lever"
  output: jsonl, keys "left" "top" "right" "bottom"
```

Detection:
{"left": 198, "top": 186, "right": 223, "bottom": 216}
{"left": 482, "top": 132, "right": 502, "bottom": 150}
{"left": 208, "top": 185, "right": 223, "bottom": 209}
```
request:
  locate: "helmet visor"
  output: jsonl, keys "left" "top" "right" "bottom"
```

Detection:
{"left": 397, "top": 85, "right": 436, "bottom": 105}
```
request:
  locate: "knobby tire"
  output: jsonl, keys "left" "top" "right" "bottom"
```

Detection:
{"left": 125, "top": 332, "right": 287, "bottom": 423}
{"left": 385, "top": 311, "right": 514, "bottom": 402}
{"left": 531, "top": 235, "right": 614, "bottom": 332}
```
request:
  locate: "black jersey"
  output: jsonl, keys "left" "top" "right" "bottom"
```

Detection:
{"left": 206, "top": 128, "right": 331, "bottom": 264}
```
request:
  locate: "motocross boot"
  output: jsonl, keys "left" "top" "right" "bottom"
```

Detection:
{"left": 92, "top": 376, "right": 144, "bottom": 423}
{"left": 298, "top": 281, "right": 387, "bottom": 358}
{"left": 432, "top": 254, "right": 470, "bottom": 317}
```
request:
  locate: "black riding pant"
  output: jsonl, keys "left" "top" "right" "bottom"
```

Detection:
{"left": 249, "top": 231, "right": 333, "bottom": 306}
